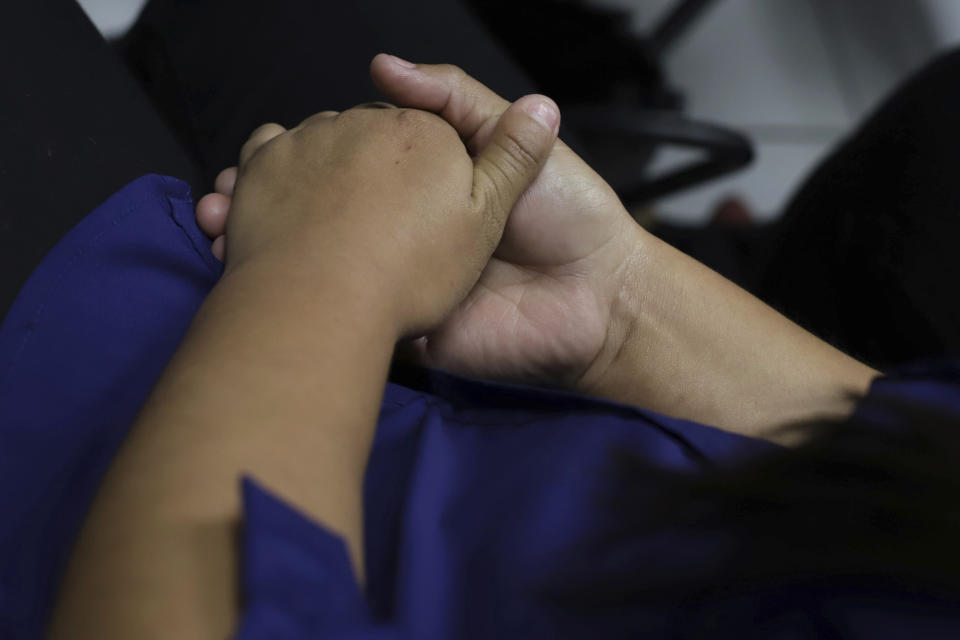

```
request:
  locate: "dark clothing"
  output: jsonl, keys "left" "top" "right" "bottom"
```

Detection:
{"left": 753, "top": 51, "right": 960, "bottom": 369}
{"left": 655, "top": 51, "right": 960, "bottom": 369}
{"left": 0, "top": 0, "right": 203, "bottom": 312}
{"left": 2, "top": 0, "right": 959, "bottom": 372}
{"left": 0, "top": 0, "right": 533, "bottom": 319}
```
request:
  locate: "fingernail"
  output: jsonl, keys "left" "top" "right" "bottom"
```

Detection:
{"left": 522, "top": 97, "right": 560, "bottom": 134}
{"left": 388, "top": 54, "right": 416, "bottom": 69}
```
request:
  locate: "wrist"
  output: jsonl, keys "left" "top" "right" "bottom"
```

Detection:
{"left": 574, "top": 223, "right": 880, "bottom": 445}
{"left": 220, "top": 250, "right": 404, "bottom": 342}
{"left": 575, "top": 221, "right": 651, "bottom": 396}
{"left": 190, "top": 256, "right": 399, "bottom": 451}
{"left": 49, "top": 241, "right": 397, "bottom": 638}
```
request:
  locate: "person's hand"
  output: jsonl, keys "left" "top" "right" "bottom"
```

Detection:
{"left": 53, "top": 94, "right": 565, "bottom": 640}
{"left": 204, "top": 97, "right": 560, "bottom": 338}
{"left": 197, "top": 56, "right": 638, "bottom": 387}
{"left": 366, "top": 59, "right": 881, "bottom": 445}
{"left": 368, "top": 55, "right": 642, "bottom": 387}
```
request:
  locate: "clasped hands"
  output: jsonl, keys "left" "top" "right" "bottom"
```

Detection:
{"left": 196, "top": 53, "right": 645, "bottom": 392}
{"left": 47, "top": 51, "right": 883, "bottom": 640}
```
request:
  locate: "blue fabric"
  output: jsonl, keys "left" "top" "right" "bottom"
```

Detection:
{"left": 1, "top": 175, "right": 958, "bottom": 639}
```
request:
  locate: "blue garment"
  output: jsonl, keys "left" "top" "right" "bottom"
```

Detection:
{"left": 1, "top": 175, "right": 958, "bottom": 639}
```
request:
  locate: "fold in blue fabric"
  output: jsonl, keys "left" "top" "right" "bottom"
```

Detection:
{"left": 1, "top": 175, "right": 958, "bottom": 639}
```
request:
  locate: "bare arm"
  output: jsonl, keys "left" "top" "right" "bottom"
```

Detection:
{"left": 46, "top": 89, "right": 558, "bottom": 640}
{"left": 368, "top": 56, "right": 878, "bottom": 440}
{"left": 578, "top": 222, "right": 882, "bottom": 446}
{"left": 47, "top": 261, "right": 396, "bottom": 639}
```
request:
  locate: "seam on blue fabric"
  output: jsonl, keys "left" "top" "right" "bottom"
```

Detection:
{"left": 434, "top": 407, "right": 713, "bottom": 465}
{"left": 384, "top": 390, "right": 710, "bottom": 464}
{"left": 405, "top": 364, "right": 720, "bottom": 429}
{"left": 159, "top": 175, "right": 220, "bottom": 277}
{"left": 0, "top": 204, "right": 140, "bottom": 390}
{"left": 383, "top": 380, "right": 716, "bottom": 462}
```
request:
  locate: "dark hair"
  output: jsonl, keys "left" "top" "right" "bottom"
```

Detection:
{"left": 541, "top": 391, "right": 960, "bottom": 635}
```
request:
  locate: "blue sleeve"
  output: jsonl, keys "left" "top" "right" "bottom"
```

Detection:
{"left": 237, "top": 478, "right": 387, "bottom": 638}
{"left": 0, "top": 175, "right": 390, "bottom": 639}
{"left": 0, "top": 175, "right": 221, "bottom": 639}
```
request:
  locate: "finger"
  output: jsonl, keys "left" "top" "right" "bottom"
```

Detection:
{"left": 238, "top": 122, "right": 287, "bottom": 169}
{"left": 195, "top": 192, "right": 230, "bottom": 237}
{"left": 214, "top": 167, "right": 237, "bottom": 196}
{"left": 472, "top": 94, "right": 560, "bottom": 252}
{"left": 211, "top": 235, "right": 226, "bottom": 262}
{"left": 370, "top": 54, "right": 509, "bottom": 149}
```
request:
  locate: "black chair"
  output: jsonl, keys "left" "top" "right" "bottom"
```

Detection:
{"left": 464, "top": 0, "right": 753, "bottom": 210}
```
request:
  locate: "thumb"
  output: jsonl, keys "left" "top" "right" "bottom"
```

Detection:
{"left": 471, "top": 94, "right": 560, "bottom": 248}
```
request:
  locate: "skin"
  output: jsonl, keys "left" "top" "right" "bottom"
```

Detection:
{"left": 200, "top": 55, "right": 881, "bottom": 443}
{"left": 49, "top": 51, "right": 880, "bottom": 639}
{"left": 47, "top": 90, "right": 560, "bottom": 639}
{"left": 201, "top": 59, "right": 633, "bottom": 390}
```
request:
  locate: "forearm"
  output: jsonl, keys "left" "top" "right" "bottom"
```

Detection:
{"left": 579, "top": 225, "right": 881, "bottom": 446}
{"left": 48, "top": 260, "right": 396, "bottom": 639}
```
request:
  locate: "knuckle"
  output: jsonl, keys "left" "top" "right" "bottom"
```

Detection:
{"left": 299, "top": 111, "right": 338, "bottom": 128}
{"left": 395, "top": 107, "right": 433, "bottom": 129}
{"left": 438, "top": 63, "right": 465, "bottom": 83}
{"left": 240, "top": 133, "right": 288, "bottom": 175}
{"left": 240, "top": 123, "right": 287, "bottom": 164}
{"left": 394, "top": 109, "right": 455, "bottom": 144}
{"left": 251, "top": 122, "right": 285, "bottom": 138}
{"left": 475, "top": 166, "right": 510, "bottom": 235}
{"left": 239, "top": 140, "right": 258, "bottom": 165}
{"left": 483, "top": 150, "right": 518, "bottom": 191}
{"left": 482, "top": 138, "right": 527, "bottom": 189}
{"left": 499, "top": 128, "right": 540, "bottom": 171}
{"left": 333, "top": 106, "right": 363, "bottom": 122}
